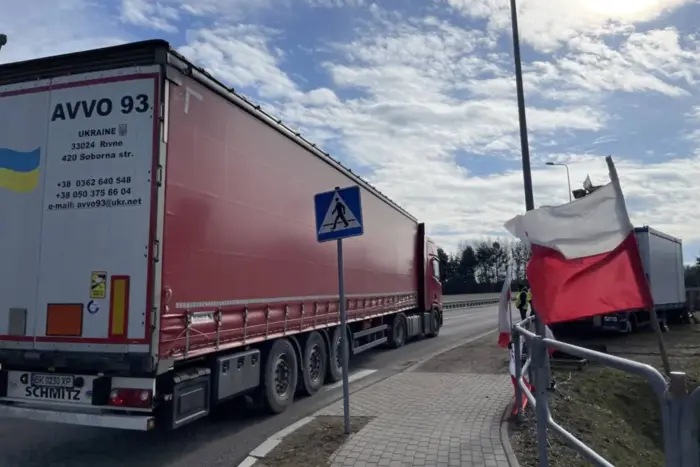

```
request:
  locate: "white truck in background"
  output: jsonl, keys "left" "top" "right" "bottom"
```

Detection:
{"left": 594, "top": 226, "right": 686, "bottom": 332}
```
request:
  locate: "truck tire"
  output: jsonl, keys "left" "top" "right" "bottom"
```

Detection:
{"left": 300, "top": 331, "right": 327, "bottom": 396}
{"left": 261, "top": 338, "right": 298, "bottom": 414}
{"left": 326, "top": 326, "right": 344, "bottom": 383}
{"left": 388, "top": 313, "right": 407, "bottom": 348}
{"left": 425, "top": 309, "right": 440, "bottom": 338}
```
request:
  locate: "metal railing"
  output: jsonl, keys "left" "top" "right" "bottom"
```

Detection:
{"left": 512, "top": 315, "right": 700, "bottom": 467}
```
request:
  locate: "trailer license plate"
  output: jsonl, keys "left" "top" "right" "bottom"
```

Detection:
{"left": 31, "top": 373, "right": 74, "bottom": 388}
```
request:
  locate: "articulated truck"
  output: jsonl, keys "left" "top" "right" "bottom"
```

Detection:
{"left": 0, "top": 40, "right": 443, "bottom": 430}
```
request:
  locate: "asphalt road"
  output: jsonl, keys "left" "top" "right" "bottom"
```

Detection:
{"left": 0, "top": 303, "right": 500, "bottom": 467}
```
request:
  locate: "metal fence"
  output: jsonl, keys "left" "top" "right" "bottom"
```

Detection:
{"left": 512, "top": 315, "right": 700, "bottom": 467}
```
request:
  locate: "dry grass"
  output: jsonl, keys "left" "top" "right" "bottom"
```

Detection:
{"left": 509, "top": 324, "right": 700, "bottom": 466}
{"left": 255, "top": 416, "right": 372, "bottom": 467}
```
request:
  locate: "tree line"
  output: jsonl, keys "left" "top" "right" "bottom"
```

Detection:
{"left": 437, "top": 240, "right": 531, "bottom": 295}
{"left": 441, "top": 241, "right": 700, "bottom": 294}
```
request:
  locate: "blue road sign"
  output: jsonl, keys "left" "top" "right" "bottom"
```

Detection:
{"left": 314, "top": 185, "right": 364, "bottom": 242}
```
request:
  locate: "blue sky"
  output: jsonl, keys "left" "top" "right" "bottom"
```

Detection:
{"left": 2, "top": 0, "right": 700, "bottom": 261}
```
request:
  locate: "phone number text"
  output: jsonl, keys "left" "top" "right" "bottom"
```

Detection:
{"left": 56, "top": 176, "right": 132, "bottom": 189}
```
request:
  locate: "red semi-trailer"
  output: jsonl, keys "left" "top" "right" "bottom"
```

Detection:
{"left": 0, "top": 40, "right": 443, "bottom": 430}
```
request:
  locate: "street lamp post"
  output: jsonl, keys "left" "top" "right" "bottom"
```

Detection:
{"left": 509, "top": 0, "right": 534, "bottom": 212}
{"left": 509, "top": 2, "right": 550, "bottom": 466}
{"left": 546, "top": 162, "right": 572, "bottom": 202}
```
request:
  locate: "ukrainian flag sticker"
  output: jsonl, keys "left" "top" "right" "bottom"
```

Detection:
{"left": 0, "top": 147, "right": 41, "bottom": 193}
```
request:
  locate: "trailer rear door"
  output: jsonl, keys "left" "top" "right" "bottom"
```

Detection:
{"left": 0, "top": 66, "right": 160, "bottom": 353}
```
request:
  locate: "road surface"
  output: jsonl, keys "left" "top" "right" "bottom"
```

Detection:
{"left": 0, "top": 304, "right": 501, "bottom": 467}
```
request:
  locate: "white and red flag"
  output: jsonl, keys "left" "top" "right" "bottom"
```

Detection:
{"left": 508, "top": 339, "right": 532, "bottom": 414}
{"left": 497, "top": 265, "right": 513, "bottom": 348}
{"left": 504, "top": 169, "right": 652, "bottom": 325}
{"left": 498, "top": 265, "right": 538, "bottom": 415}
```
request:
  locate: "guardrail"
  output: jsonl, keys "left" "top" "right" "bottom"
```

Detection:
{"left": 512, "top": 316, "right": 700, "bottom": 467}
{"left": 443, "top": 298, "right": 500, "bottom": 310}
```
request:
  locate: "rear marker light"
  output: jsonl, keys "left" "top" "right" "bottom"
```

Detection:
{"left": 108, "top": 388, "right": 153, "bottom": 409}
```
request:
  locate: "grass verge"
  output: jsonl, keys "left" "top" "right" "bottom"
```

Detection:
{"left": 254, "top": 415, "right": 373, "bottom": 467}
{"left": 509, "top": 324, "right": 700, "bottom": 466}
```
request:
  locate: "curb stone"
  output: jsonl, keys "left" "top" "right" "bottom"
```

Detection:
{"left": 500, "top": 401, "right": 521, "bottom": 467}
{"left": 236, "top": 327, "right": 500, "bottom": 467}
{"left": 235, "top": 372, "right": 392, "bottom": 467}
{"left": 235, "top": 416, "right": 316, "bottom": 467}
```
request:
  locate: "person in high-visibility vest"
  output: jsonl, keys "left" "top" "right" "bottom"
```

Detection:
{"left": 515, "top": 285, "right": 529, "bottom": 321}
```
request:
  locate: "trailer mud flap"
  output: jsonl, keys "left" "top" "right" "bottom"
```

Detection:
{"left": 160, "top": 367, "right": 211, "bottom": 430}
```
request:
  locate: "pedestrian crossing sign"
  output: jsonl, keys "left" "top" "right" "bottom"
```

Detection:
{"left": 314, "top": 185, "right": 364, "bottom": 242}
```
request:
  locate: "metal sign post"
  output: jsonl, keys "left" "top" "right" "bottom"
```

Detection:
{"left": 314, "top": 185, "right": 364, "bottom": 435}
{"left": 336, "top": 238, "right": 350, "bottom": 433}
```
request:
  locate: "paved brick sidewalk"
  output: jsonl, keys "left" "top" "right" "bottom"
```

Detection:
{"left": 318, "top": 371, "right": 513, "bottom": 467}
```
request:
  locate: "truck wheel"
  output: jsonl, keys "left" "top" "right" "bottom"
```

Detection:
{"left": 388, "top": 313, "right": 407, "bottom": 348}
{"left": 326, "top": 326, "right": 344, "bottom": 383}
{"left": 425, "top": 309, "right": 440, "bottom": 338}
{"left": 261, "top": 338, "right": 298, "bottom": 414}
{"left": 300, "top": 332, "right": 327, "bottom": 396}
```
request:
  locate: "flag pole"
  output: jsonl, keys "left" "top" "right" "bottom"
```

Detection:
{"left": 605, "top": 156, "right": 671, "bottom": 376}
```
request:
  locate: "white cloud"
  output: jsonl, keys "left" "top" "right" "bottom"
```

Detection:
{"left": 118, "top": 0, "right": 287, "bottom": 29}
{"left": 180, "top": 25, "right": 302, "bottom": 101}
{"left": 3, "top": 0, "right": 700, "bottom": 260}
{"left": 305, "top": 0, "right": 367, "bottom": 7}
{"left": 444, "top": 0, "right": 695, "bottom": 52}
{"left": 119, "top": 0, "right": 180, "bottom": 33}
{"left": 168, "top": 5, "right": 700, "bottom": 255}
{"left": 0, "top": 0, "right": 127, "bottom": 64}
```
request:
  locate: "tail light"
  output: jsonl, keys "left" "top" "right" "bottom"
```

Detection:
{"left": 109, "top": 388, "right": 153, "bottom": 408}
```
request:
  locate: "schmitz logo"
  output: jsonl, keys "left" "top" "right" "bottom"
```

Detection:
{"left": 25, "top": 386, "right": 81, "bottom": 401}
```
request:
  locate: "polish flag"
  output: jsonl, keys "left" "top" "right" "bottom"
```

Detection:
{"left": 508, "top": 339, "right": 532, "bottom": 414}
{"left": 504, "top": 174, "right": 652, "bottom": 325}
{"left": 497, "top": 265, "right": 513, "bottom": 348}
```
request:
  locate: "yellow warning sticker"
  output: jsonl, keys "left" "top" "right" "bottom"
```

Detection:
{"left": 90, "top": 271, "right": 107, "bottom": 299}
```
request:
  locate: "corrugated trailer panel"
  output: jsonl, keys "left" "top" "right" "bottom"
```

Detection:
{"left": 159, "top": 73, "right": 420, "bottom": 359}
{"left": 635, "top": 227, "right": 685, "bottom": 307}
{"left": 675, "top": 239, "right": 685, "bottom": 304}
{"left": 635, "top": 230, "right": 650, "bottom": 275}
